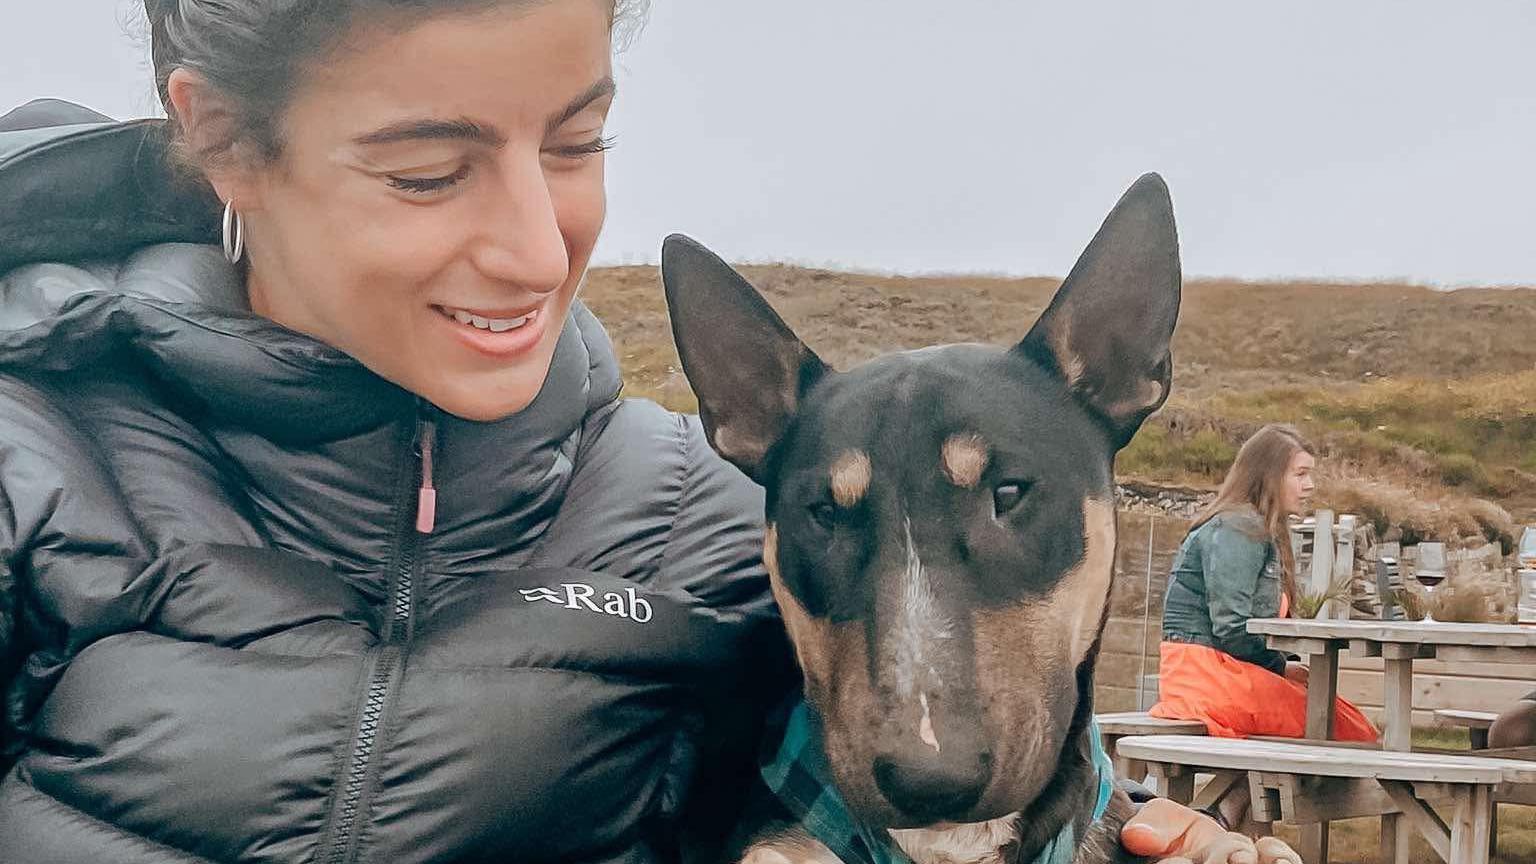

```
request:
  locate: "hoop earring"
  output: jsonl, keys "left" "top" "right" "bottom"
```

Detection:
{"left": 222, "top": 200, "right": 245, "bottom": 264}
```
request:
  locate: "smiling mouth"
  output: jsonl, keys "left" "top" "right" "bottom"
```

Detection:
{"left": 435, "top": 305, "right": 539, "bottom": 333}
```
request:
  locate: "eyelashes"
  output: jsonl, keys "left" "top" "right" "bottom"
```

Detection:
{"left": 384, "top": 135, "right": 615, "bottom": 196}
{"left": 557, "top": 134, "right": 616, "bottom": 159}
{"left": 386, "top": 163, "right": 472, "bottom": 194}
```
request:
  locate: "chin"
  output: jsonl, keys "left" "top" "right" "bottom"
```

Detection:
{"left": 436, "top": 364, "right": 557, "bottom": 422}
{"left": 435, "top": 388, "right": 542, "bottom": 423}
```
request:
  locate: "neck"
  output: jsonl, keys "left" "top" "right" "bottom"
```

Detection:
{"left": 890, "top": 815, "right": 1023, "bottom": 864}
{"left": 1012, "top": 659, "right": 1106, "bottom": 863}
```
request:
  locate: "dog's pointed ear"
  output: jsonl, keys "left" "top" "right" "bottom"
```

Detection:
{"left": 662, "top": 234, "right": 829, "bottom": 483}
{"left": 1015, "top": 173, "right": 1181, "bottom": 449}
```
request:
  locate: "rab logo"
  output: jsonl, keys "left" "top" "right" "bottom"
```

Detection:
{"left": 519, "top": 584, "right": 654, "bottom": 623}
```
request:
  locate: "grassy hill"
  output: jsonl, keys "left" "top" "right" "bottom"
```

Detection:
{"left": 583, "top": 265, "right": 1536, "bottom": 542}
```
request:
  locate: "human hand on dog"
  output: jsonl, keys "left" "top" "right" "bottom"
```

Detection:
{"left": 1283, "top": 663, "right": 1310, "bottom": 687}
{"left": 1121, "top": 799, "right": 1301, "bottom": 864}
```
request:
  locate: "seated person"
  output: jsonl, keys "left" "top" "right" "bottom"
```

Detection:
{"left": 1150, "top": 425, "right": 1377, "bottom": 832}
{"left": 1151, "top": 424, "right": 1378, "bottom": 742}
{"left": 1489, "top": 693, "right": 1536, "bottom": 748}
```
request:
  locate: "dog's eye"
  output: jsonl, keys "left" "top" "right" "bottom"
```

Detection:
{"left": 808, "top": 502, "right": 838, "bottom": 530}
{"left": 993, "top": 482, "right": 1029, "bottom": 517}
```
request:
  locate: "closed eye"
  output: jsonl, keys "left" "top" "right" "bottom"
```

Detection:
{"left": 549, "top": 135, "right": 615, "bottom": 161}
{"left": 386, "top": 163, "right": 471, "bottom": 195}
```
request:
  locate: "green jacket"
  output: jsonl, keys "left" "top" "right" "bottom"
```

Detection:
{"left": 1161, "top": 507, "right": 1290, "bottom": 675}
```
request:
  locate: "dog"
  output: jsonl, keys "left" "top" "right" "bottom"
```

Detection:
{"left": 662, "top": 174, "right": 1178, "bottom": 864}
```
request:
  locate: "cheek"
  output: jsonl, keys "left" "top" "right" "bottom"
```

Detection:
{"left": 552, "top": 163, "right": 607, "bottom": 260}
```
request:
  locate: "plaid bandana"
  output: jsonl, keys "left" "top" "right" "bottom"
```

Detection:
{"left": 760, "top": 701, "right": 1114, "bottom": 864}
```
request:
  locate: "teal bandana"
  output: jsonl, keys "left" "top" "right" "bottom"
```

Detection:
{"left": 760, "top": 701, "right": 1115, "bottom": 864}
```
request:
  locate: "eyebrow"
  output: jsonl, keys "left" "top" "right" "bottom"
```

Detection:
{"left": 353, "top": 118, "right": 505, "bottom": 148}
{"left": 545, "top": 77, "right": 617, "bottom": 136}
{"left": 351, "top": 77, "right": 617, "bottom": 148}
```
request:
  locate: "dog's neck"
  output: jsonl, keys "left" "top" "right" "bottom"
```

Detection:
{"left": 890, "top": 814, "right": 1022, "bottom": 864}
{"left": 1014, "top": 723, "right": 1105, "bottom": 864}
{"left": 890, "top": 811, "right": 1019, "bottom": 860}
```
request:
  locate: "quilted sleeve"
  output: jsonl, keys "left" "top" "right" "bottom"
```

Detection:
{"left": 0, "top": 375, "right": 153, "bottom": 765}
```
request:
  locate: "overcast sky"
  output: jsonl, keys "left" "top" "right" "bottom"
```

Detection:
{"left": 5, "top": 2, "right": 1536, "bottom": 284}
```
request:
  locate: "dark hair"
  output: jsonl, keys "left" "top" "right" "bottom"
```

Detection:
{"left": 146, "top": 0, "right": 645, "bottom": 167}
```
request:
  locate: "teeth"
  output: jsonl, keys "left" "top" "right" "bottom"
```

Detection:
{"left": 442, "top": 307, "right": 535, "bottom": 333}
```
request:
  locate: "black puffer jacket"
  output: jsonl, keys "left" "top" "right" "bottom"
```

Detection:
{"left": 0, "top": 101, "right": 791, "bottom": 863}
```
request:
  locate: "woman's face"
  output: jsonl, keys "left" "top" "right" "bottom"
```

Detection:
{"left": 1280, "top": 449, "right": 1317, "bottom": 517}
{"left": 186, "top": 1, "right": 614, "bottom": 421}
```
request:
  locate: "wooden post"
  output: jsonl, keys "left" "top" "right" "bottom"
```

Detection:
{"left": 1305, "top": 643, "right": 1340, "bottom": 741}
{"left": 1332, "top": 514, "right": 1357, "bottom": 620}
{"left": 1383, "top": 652, "right": 1416, "bottom": 864}
{"left": 1450, "top": 785, "right": 1495, "bottom": 864}
{"left": 1300, "top": 641, "right": 1340, "bottom": 864}
{"left": 1310, "top": 510, "right": 1336, "bottom": 619}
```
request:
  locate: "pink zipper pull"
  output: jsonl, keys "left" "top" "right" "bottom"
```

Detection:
{"left": 416, "top": 416, "right": 437, "bottom": 534}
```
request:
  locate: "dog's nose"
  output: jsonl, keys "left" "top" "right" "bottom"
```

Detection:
{"left": 872, "top": 750, "right": 992, "bottom": 819}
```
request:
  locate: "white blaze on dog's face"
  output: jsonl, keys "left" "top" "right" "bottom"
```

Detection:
{"left": 663, "top": 175, "right": 1180, "bottom": 830}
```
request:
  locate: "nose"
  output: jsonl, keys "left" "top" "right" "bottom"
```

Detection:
{"left": 873, "top": 749, "right": 992, "bottom": 820}
{"left": 472, "top": 156, "right": 572, "bottom": 295}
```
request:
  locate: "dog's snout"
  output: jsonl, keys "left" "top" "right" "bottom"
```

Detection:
{"left": 872, "top": 749, "right": 992, "bottom": 820}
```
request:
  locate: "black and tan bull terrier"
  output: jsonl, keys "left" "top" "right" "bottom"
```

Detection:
{"left": 662, "top": 176, "right": 1292, "bottom": 864}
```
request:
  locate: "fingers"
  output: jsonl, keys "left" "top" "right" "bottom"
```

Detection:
{"left": 1118, "top": 799, "right": 1296, "bottom": 864}
{"left": 1174, "top": 829, "right": 1301, "bottom": 864}
{"left": 1197, "top": 833, "right": 1257, "bottom": 864}
{"left": 1121, "top": 798, "right": 1221, "bottom": 855}
{"left": 1255, "top": 836, "right": 1303, "bottom": 864}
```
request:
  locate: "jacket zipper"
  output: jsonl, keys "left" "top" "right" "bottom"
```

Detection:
{"left": 321, "top": 402, "right": 435, "bottom": 864}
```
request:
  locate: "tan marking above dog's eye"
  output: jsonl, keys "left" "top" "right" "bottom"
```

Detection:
{"left": 830, "top": 450, "right": 872, "bottom": 507}
{"left": 941, "top": 434, "right": 989, "bottom": 489}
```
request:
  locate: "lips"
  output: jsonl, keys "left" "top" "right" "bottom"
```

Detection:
{"left": 432, "top": 301, "right": 551, "bottom": 359}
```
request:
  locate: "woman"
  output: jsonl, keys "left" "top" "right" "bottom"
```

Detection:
{"left": 1152, "top": 424, "right": 1378, "bottom": 742}
{"left": 0, "top": 2, "right": 1291, "bottom": 861}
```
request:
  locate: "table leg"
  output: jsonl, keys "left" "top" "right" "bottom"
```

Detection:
{"left": 1165, "top": 770, "right": 1195, "bottom": 806}
{"left": 1382, "top": 656, "right": 1415, "bottom": 864}
{"left": 1381, "top": 816, "right": 1411, "bottom": 864}
{"left": 1381, "top": 656, "right": 1413, "bottom": 751}
{"left": 1304, "top": 645, "right": 1340, "bottom": 740}
{"left": 1449, "top": 785, "right": 1494, "bottom": 864}
{"left": 1300, "top": 645, "right": 1340, "bottom": 863}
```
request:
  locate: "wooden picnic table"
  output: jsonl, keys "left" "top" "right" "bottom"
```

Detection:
{"left": 1249, "top": 617, "right": 1536, "bottom": 864}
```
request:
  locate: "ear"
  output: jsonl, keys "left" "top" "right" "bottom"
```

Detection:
{"left": 1015, "top": 173, "right": 1181, "bottom": 449}
{"left": 662, "top": 234, "right": 829, "bottom": 484}
{"left": 164, "top": 68, "right": 259, "bottom": 206}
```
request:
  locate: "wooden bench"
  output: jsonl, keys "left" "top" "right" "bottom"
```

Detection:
{"left": 1436, "top": 709, "right": 1498, "bottom": 750}
{"left": 1116, "top": 734, "right": 1536, "bottom": 864}
{"left": 1094, "top": 712, "right": 1207, "bottom": 784}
